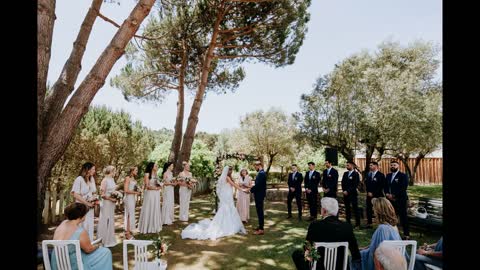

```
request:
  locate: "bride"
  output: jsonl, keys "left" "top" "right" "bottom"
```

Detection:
{"left": 181, "top": 166, "right": 247, "bottom": 240}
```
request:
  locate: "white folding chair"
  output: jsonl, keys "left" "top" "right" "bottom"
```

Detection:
{"left": 124, "top": 239, "right": 167, "bottom": 270}
{"left": 425, "top": 263, "right": 442, "bottom": 270}
{"left": 42, "top": 240, "right": 84, "bottom": 270}
{"left": 382, "top": 240, "right": 417, "bottom": 270}
{"left": 311, "top": 242, "right": 349, "bottom": 270}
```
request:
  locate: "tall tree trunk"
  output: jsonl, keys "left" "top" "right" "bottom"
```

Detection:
{"left": 37, "top": 0, "right": 56, "bottom": 231}
{"left": 397, "top": 154, "right": 413, "bottom": 186}
{"left": 168, "top": 44, "right": 187, "bottom": 164}
{"left": 339, "top": 147, "right": 355, "bottom": 164}
{"left": 42, "top": 0, "right": 103, "bottom": 139}
{"left": 266, "top": 153, "right": 276, "bottom": 176}
{"left": 175, "top": 5, "right": 225, "bottom": 174}
{"left": 364, "top": 143, "right": 375, "bottom": 180}
{"left": 37, "top": 0, "right": 156, "bottom": 229}
{"left": 412, "top": 153, "right": 426, "bottom": 185}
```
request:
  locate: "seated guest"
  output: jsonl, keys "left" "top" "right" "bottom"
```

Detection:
{"left": 359, "top": 197, "right": 402, "bottom": 270}
{"left": 292, "top": 197, "right": 361, "bottom": 270}
{"left": 50, "top": 203, "right": 112, "bottom": 270}
{"left": 374, "top": 242, "right": 408, "bottom": 270}
{"left": 414, "top": 237, "right": 443, "bottom": 270}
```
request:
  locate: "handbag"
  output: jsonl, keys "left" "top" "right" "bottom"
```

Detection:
{"left": 415, "top": 207, "right": 428, "bottom": 219}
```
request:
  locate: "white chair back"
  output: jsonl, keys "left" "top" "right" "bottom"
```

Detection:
{"left": 42, "top": 240, "right": 84, "bottom": 270}
{"left": 382, "top": 240, "right": 417, "bottom": 270}
{"left": 124, "top": 239, "right": 155, "bottom": 270}
{"left": 311, "top": 242, "right": 349, "bottom": 270}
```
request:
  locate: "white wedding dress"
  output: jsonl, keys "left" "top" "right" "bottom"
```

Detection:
{"left": 181, "top": 166, "right": 246, "bottom": 240}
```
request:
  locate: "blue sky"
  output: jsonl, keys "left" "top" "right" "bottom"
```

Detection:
{"left": 48, "top": 0, "right": 442, "bottom": 133}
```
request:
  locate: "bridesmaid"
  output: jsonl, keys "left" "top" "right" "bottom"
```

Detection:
{"left": 138, "top": 162, "right": 163, "bottom": 233}
{"left": 97, "top": 165, "right": 118, "bottom": 248}
{"left": 70, "top": 162, "right": 97, "bottom": 241}
{"left": 162, "top": 162, "right": 176, "bottom": 225}
{"left": 236, "top": 168, "right": 253, "bottom": 224}
{"left": 123, "top": 166, "right": 141, "bottom": 240}
{"left": 178, "top": 161, "right": 194, "bottom": 222}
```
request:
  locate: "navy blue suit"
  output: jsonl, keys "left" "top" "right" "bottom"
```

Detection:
{"left": 304, "top": 170, "right": 321, "bottom": 218}
{"left": 322, "top": 167, "right": 339, "bottom": 198}
{"left": 251, "top": 169, "right": 267, "bottom": 230}
{"left": 365, "top": 170, "right": 386, "bottom": 225}
{"left": 287, "top": 171, "right": 303, "bottom": 218}
{"left": 385, "top": 170, "right": 410, "bottom": 236}
{"left": 341, "top": 170, "right": 360, "bottom": 226}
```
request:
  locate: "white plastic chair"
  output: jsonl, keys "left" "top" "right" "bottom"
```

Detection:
{"left": 42, "top": 240, "right": 84, "bottom": 270}
{"left": 124, "top": 239, "right": 167, "bottom": 270}
{"left": 311, "top": 242, "right": 349, "bottom": 270}
{"left": 382, "top": 240, "right": 417, "bottom": 270}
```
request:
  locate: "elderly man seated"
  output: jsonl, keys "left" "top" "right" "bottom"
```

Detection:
{"left": 374, "top": 242, "right": 408, "bottom": 270}
{"left": 292, "top": 197, "right": 361, "bottom": 270}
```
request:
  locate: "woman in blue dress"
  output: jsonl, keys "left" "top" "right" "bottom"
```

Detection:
{"left": 50, "top": 203, "right": 112, "bottom": 270}
{"left": 357, "top": 197, "right": 402, "bottom": 270}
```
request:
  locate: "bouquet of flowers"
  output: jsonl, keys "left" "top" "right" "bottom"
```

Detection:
{"left": 133, "top": 183, "right": 143, "bottom": 193}
{"left": 150, "top": 235, "right": 169, "bottom": 260}
{"left": 86, "top": 194, "right": 100, "bottom": 209}
{"left": 304, "top": 241, "right": 320, "bottom": 263}
{"left": 110, "top": 190, "right": 123, "bottom": 200}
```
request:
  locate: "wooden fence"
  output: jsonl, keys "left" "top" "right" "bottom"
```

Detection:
{"left": 353, "top": 157, "right": 443, "bottom": 184}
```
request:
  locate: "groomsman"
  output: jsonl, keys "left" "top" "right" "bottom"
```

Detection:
{"left": 365, "top": 161, "right": 386, "bottom": 228}
{"left": 287, "top": 164, "right": 303, "bottom": 221}
{"left": 304, "top": 162, "right": 321, "bottom": 221}
{"left": 385, "top": 160, "right": 410, "bottom": 239}
{"left": 322, "top": 160, "right": 339, "bottom": 198}
{"left": 341, "top": 161, "right": 361, "bottom": 228}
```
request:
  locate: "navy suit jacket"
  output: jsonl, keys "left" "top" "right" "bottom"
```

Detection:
{"left": 288, "top": 171, "right": 303, "bottom": 192}
{"left": 322, "top": 167, "right": 339, "bottom": 197}
{"left": 365, "top": 171, "right": 386, "bottom": 197}
{"left": 304, "top": 170, "right": 321, "bottom": 194}
{"left": 384, "top": 171, "right": 409, "bottom": 201}
{"left": 251, "top": 169, "right": 267, "bottom": 200}
{"left": 341, "top": 170, "right": 360, "bottom": 196}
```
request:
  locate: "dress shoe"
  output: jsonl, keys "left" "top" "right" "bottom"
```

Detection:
{"left": 253, "top": 229, "right": 264, "bottom": 235}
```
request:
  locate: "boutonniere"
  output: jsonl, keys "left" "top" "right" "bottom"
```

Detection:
{"left": 349, "top": 176, "right": 353, "bottom": 180}
{"left": 394, "top": 178, "right": 399, "bottom": 182}
{"left": 328, "top": 175, "right": 331, "bottom": 178}
{"left": 312, "top": 175, "right": 316, "bottom": 179}
{"left": 373, "top": 178, "right": 377, "bottom": 181}
{"left": 294, "top": 177, "right": 298, "bottom": 180}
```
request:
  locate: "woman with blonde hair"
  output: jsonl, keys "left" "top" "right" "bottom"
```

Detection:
{"left": 236, "top": 168, "right": 252, "bottom": 224}
{"left": 358, "top": 197, "right": 402, "bottom": 270}
{"left": 178, "top": 161, "right": 194, "bottom": 222}
{"left": 124, "top": 166, "right": 141, "bottom": 240}
{"left": 97, "top": 165, "right": 118, "bottom": 247}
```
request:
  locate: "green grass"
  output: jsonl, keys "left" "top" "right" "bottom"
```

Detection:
{"left": 408, "top": 185, "right": 443, "bottom": 199}
{"left": 114, "top": 191, "right": 442, "bottom": 270}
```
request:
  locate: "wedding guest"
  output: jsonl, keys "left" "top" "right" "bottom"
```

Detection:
{"left": 138, "top": 162, "right": 162, "bottom": 233}
{"left": 384, "top": 160, "right": 410, "bottom": 239}
{"left": 178, "top": 161, "right": 194, "bottom": 222}
{"left": 236, "top": 168, "right": 253, "bottom": 223}
{"left": 71, "top": 162, "right": 97, "bottom": 241}
{"left": 123, "top": 166, "right": 141, "bottom": 240}
{"left": 414, "top": 237, "right": 443, "bottom": 270}
{"left": 97, "top": 165, "right": 117, "bottom": 247}
{"left": 291, "top": 197, "right": 361, "bottom": 270}
{"left": 374, "top": 242, "right": 407, "bottom": 270}
{"left": 50, "top": 203, "right": 112, "bottom": 270}
{"left": 162, "top": 162, "right": 176, "bottom": 225}
{"left": 359, "top": 197, "right": 402, "bottom": 270}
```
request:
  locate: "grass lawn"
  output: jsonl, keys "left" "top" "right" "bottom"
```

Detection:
{"left": 408, "top": 185, "right": 443, "bottom": 199}
{"left": 112, "top": 191, "right": 442, "bottom": 270}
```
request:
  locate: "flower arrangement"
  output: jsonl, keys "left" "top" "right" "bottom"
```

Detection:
{"left": 110, "top": 190, "right": 123, "bottom": 200}
{"left": 304, "top": 241, "right": 320, "bottom": 263}
{"left": 150, "top": 236, "right": 169, "bottom": 260}
{"left": 86, "top": 194, "right": 100, "bottom": 208}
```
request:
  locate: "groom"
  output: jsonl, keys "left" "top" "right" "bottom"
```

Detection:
{"left": 250, "top": 161, "right": 267, "bottom": 235}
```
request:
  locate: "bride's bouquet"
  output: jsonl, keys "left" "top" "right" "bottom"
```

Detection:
{"left": 110, "top": 190, "right": 123, "bottom": 201}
